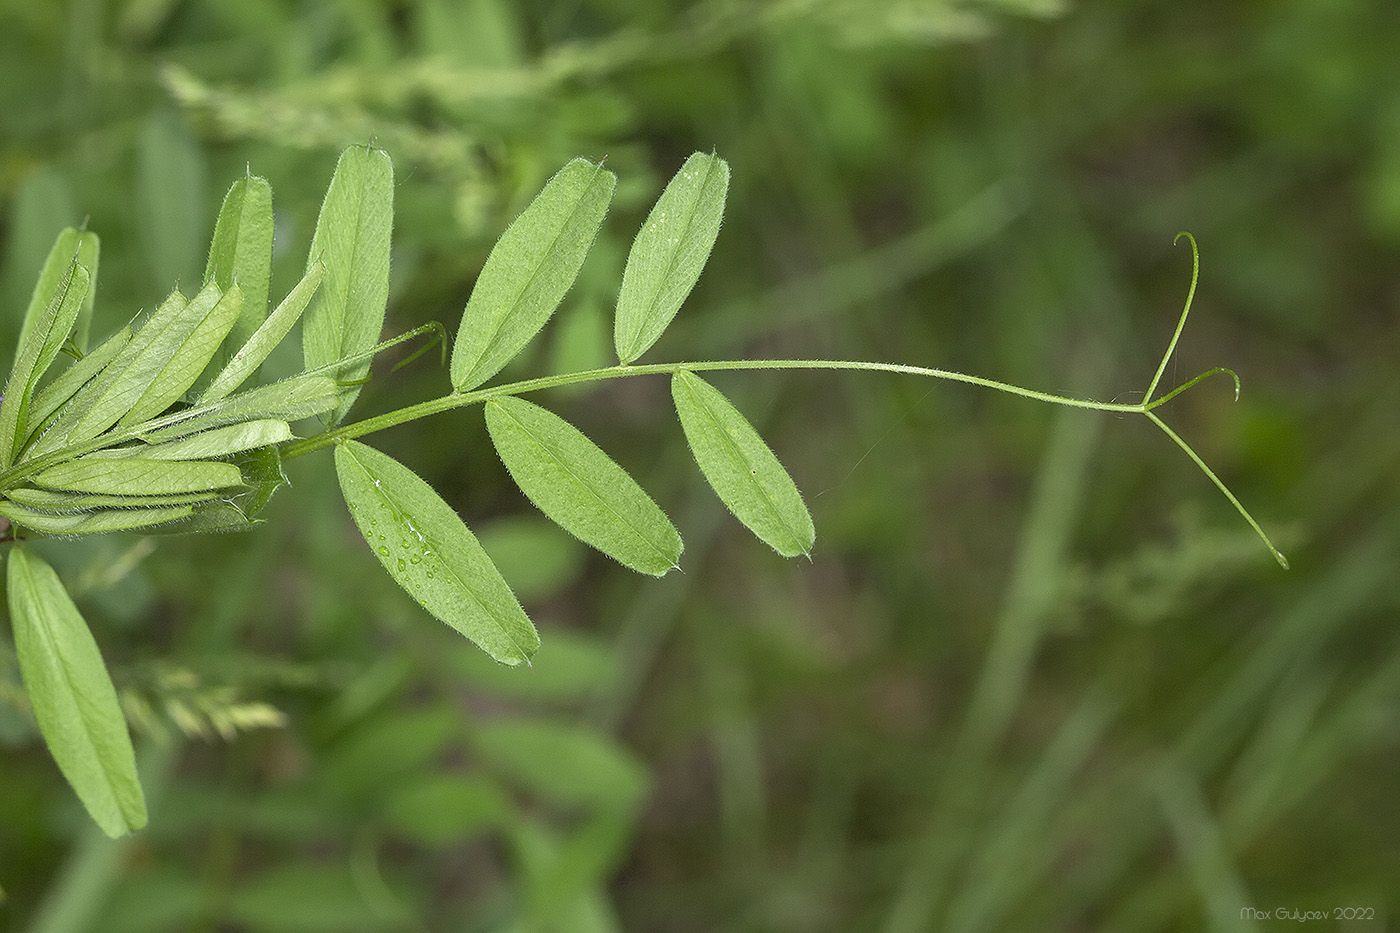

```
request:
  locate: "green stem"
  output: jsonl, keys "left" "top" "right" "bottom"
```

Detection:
{"left": 279, "top": 358, "right": 1146, "bottom": 460}
{"left": 1145, "top": 410, "right": 1289, "bottom": 569}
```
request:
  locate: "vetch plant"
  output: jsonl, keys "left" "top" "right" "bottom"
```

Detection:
{"left": 0, "top": 145, "right": 1286, "bottom": 838}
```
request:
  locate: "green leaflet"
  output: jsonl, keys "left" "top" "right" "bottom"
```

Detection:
{"left": 0, "top": 501, "right": 193, "bottom": 535}
{"left": 5, "top": 487, "right": 220, "bottom": 511}
{"left": 27, "top": 289, "right": 191, "bottom": 458}
{"left": 302, "top": 145, "right": 393, "bottom": 424}
{"left": 451, "top": 159, "right": 616, "bottom": 392}
{"left": 27, "top": 326, "right": 133, "bottom": 441}
{"left": 0, "top": 259, "right": 91, "bottom": 469}
{"left": 138, "top": 374, "right": 339, "bottom": 443}
{"left": 7, "top": 548, "right": 147, "bottom": 837}
{"left": 615, "top": 152, "right": 729, "bottom": 363}
{"left": 143, "top": 502, "right": 259, "bottom": 535}
{"left": 64, "top": 282, "right": 228, "bottom": 443}
{"left": 484, "top": 396, "right": 682, "bottom": 576}
{"left": 204, "top": 172, "right": 274, "bottom": 351}
{"left": 671, "top": 371, "right": 814, "bottom": 557}
{"left": 86, "top": 420, "right": 291, "bottom": 461}
{"left": 200, "top": 261, "right": 324, "bottom": 404}
{"left": 118, "top": 282, "right": 243, "bottom": 429}
{"left": 17, "top": 227, "right": 99, "bottom": 354}
{"left": 334, "top": 440, "right": 539, "bottom": 665}
{"left": 32, "top": 458, "right": 242, "bottom": 496}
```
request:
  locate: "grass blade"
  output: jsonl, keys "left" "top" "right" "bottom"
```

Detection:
{"left": 671, "top": 371, "right": 813, "bottom": 557}
{"left": 615, "top": 152, "right": 729, "bottom": 363}
{"left": 335, "top": 440, "right": 540, "bottom": 665}
{"left": 485, "top": 396, "right": 682, "bottom": 576}
{"left": 200, "top": 261, "right": 324, "bottom": 404}
{"left": 32, "top": 458, "right": 242, "bottom": 495}
{"left": 204, "top": 172, "right": 274, "bottom": 351}
{"left": 302, "top": 145, "right": 394, "bottom": 424}
{"left": 7, "top": 548, "right": 147, "bottom": 837}
{"left": 451, "top": 159, "right": 616, "bottom": 392}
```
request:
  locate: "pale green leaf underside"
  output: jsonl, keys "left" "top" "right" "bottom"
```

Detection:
{"left": 0, "top": 260, "right": 90, "bottom": 468}
{"left": 672, "top": 371, "right": 814, "bottom": 557}
{"left": 86, "top": 419, "right": 291, "bottom": 462}
{"left": 334, "top": 440, "right": 539, "bottom": 665}
{"left": 5, "top": 487, "right": 220, "bottom": 511}
{"left": 138, "top": 374, "right": 339, "bottom": 443}
{"left": 200, "top": 261, "right": 324, "bottom": 404}
{"left": 302, "top": 145, "right": 393, "bottom": 424}
{"left": 204, "top": 173, "right": 274, "bottom": 350}
{"left": 615, "top": 152, "right": 729, "bottom": 363}
{"left": 27, "top": 326, "right": 133, "bottom": 439}
{"left": 61, "top": 282, "right": 227, "bottom": 445}
{"left": 118, "top": 282, "right": 243, "bottom": 429}
{"left": 33, "top": 458, "right": 242, "bottom": 495}
{"left": 0, "top": 501, "right": 193, "bottom": 535}
{"left": 451, "top": 158, "right": 616, "bottom": 392}
{"left": 17, "top": 227, "right": 99, "bottom": 354}
{"left": 7, "top": 548, "right": 147, "bottom": 837}
{"left": 485, "top": 395, "right": 682, "bottom": 576}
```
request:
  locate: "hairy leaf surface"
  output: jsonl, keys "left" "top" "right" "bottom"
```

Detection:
{"left": 7, "top": 548, "right": 147, "bottom": 837}
{"left": 118, "top": 282, "right": 243, "bottom": 429}
{"left": 615, "top": 152, "right": 729, "bottom": 363}
{"left": 33, "top": 458, "right": 242, "bottom": 495}
{"left": 5, "top": 487, "right": 219, "bottom": 511}
{"left": 335, "top": 440, "right": 539, "bottom": 665}
{"left": 302, "top": 145, "right": 393, "bottom": 423}
{"left": 672, "top": 371, "right": 813, "bottom": 557}
{"left": 451, "top": 159, "right": 615, "bottom": 392}
{"left": 0, "top": 260, "right": 90, "bottom": 468}
{"left": 485, "top": 396, "right": 682, "bottom": 576}
{"left": 201, "top": 261, "right": 324, "bottom": 404}
{"left": 17, "top": 227, "right": 99, "bottom": 353}
{"left": 139, "top": 375, "right": 339, "bottom": 443}
{"left": 27, "top": 326, "right": 132, "bottom": 440}
{"left": 84, "top": 420, "right": 291, "bottom": 461}
{"left": 0, "top": 501, "right": 194, "bottom": 534}
{"left": 204, "top": 172, "right": 274, "bottom": 349}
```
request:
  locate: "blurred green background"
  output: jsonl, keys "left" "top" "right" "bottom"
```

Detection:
{"left": 2, "top": 0, "right": 1398, "bottom": 930}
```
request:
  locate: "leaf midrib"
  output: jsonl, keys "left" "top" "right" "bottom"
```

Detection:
{"left": 492, "top": 400, "right": 677, "bottom": 571}
{"left": 342, "top": 445, "right": 532, "bottom": 660}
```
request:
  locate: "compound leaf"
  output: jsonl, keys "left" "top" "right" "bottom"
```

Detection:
{"left": 32, "top": 458, "right": 242, "bottom": 496}
{"left": 672, "top": 371, "right": 814, "bottom": 557}
{"left": 485, "top": 395, "right": 682, "bottom": 576}
{"left": 204, "top": 172, "right": 274, "bottom": 351}
{"left": 7, "top": 548, "right": 146, "bottom": 837}
{"left": 451, "top": 159, "right": 615, "bottom": 392}
{"left": 615, "top": 152, "right": 729, "bottom": 363}
{"left": 335, "top": 440, "right": 539, "bottom": 665}
{"left": 302, "top": 145, "right": 393, "bottom": 424}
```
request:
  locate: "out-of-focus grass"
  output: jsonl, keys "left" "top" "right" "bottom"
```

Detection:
{"left": 2, "top": 1, "right": 1397, "bottom": 930}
